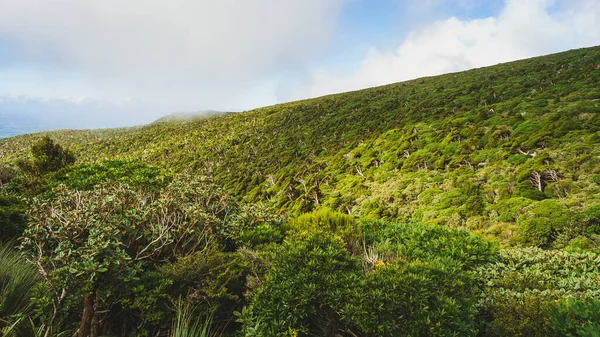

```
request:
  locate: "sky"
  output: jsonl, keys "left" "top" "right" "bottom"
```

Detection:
{"left": 0, "top": 0, "right": 599, "bottom": 127}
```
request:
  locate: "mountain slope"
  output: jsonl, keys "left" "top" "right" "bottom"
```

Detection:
{"left": 2, "top": 46, "right": 600, "bottom": 247}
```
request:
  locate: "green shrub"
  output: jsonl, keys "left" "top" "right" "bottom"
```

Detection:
{"left": 548, "top": 298, "right": 600, "bottom": 337}
{"left": 249, "top": 223, "right": 496, "bottom": 336}
{"left": 0, "top": 195, "right": 27, "bottom": 242}
{"left": 165, "top": 245, "right": 248, "bottom": 328}
{"left": 345, "top": 259, "right": 481, "bottom": 336}
{"left": 518, "top": 199, "right": 570, "bottom": 245}
{"left": 360, "top": 221, "right": 497, "bottom": 269}
{"left": 478, "top": 248, "right": 600, "bottom": 336}
{"left": 29, "top": 136, "right": 76, "bottom": 176}
{"left": 480, "top": 293, "right": 555, "bottom": 337}
{"left": 250, "top": 233, "right": 361, "bottom": 336}
{"left": 46, "top": 159, "right": 169, "bottom": 192}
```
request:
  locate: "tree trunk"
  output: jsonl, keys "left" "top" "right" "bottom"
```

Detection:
{"left": 90, "top": 291, "right": 100, "bottom": 337}
{"left": 78, "top": 292, "right": 95, "bottom": 337}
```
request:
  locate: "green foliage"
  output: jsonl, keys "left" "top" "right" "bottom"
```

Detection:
{"left": 0, "top": 164, "right": 16, "bottom": 185}
{"left": 170, "top": 299, "right": 216, "bottom": 337}
{"left": 21, "top": 176, "right": 267, "bottom": 335}
{"left": 4, "top": 136, "right": 76, "bottom": 196}
{"left": 166, "top": 245, "right": 248, "bottom": 329}
{"left": 285, "top": 209, "right": 358, "bottom": 245}
{"left": 360, "top": 221, "right": 497, "bottom": 269}
{"left": 344, "top": 259, "right": 481, "bottom": 336}
{"left": 250, "top": 233, "right": 360, "bottom": 336}
{"left": 249, "top": 224, "right": 495, "bottom": 336}
{"left": 518, "top": 199, "right": 570, "bottom": 246}
{"left": 1, "top": 46, "right": 600, "bottom": 335}
{"left": 478, "top": 248, "right": 600, "bottom": 336}
{"left": 29, "top": 136, "right": 75, "bottom": 176}
{"left": 481, "top": 293, "right": 554, "bottom": 337}
{"left": 547, "top": 298, "right": 600, "bottom": 337}
{"left": 0, "top": 195, "right": 27, "bottom": 242}
{"left": 46, "top": 159, "right": 170, "bottom": 191}
{"left": 2, "top": 47, "right": 600, "bottom": 246}
{"left": 0, "top": 242, "right": 39, "bottom": 334}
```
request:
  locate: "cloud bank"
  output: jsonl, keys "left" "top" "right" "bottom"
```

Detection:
{"left": 1, "top": 0, "right": 600, "bottom": 123}
{"left": 283, "top": 0, "right": 600, "bottom": 101}
{"left": 0, "top": 0, "right": 348, "bottom": 110}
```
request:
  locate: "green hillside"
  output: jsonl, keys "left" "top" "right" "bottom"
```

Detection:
{"left": 3, "top": 46, "right": 600, "bottom": 247}
{"left": 1, "top": 46, "right": 600, "bottom": 336}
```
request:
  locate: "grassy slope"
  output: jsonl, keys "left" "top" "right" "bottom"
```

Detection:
{"left": 2, "top": 46, "right": 600, "bottom": 246}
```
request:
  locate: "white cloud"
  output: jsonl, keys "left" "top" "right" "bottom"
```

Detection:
{"left": 0, "top": 0, "right": 348, "bottom": 110}
{"left": 283, "top": 0, "right": 600, "bottom": 101}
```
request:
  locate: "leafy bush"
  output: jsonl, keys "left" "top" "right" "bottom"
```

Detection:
{"left": 481, "top": 293, "right": 555, "bottom": 337}
{"left": 360, "top": 221, "right": 497, "bottom": 269}
{"left": 248, "top": 223, "right": 496, "bottom": 336}
{"left": 29, "top": 136, "right": 75, "bottom": 176}
{"left": 518, "top": 199, "right": 570, "bottom": 246}
{"left": 166, "top": 245, "right": 248, "bottom": 329}
{"left": 478, "top": 248, "right": 600, "bottom": 336}
{"left": 46, "top": 159, "right": 169, "bottom": 191}
{"left": 344, "top": 259, "right": 481, "bottom": 336}
{"left": 250, "top": 233, "right": 360, "bottom": 336}
{"left": 21, "top": 176, "right": 264, "bottom": 336}
{"left": 548, "top": 298, "right": 600, "bottom": 337}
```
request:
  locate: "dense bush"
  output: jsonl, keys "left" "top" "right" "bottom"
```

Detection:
{"left": 518, "top": 199, "right": 570, "bottom": 246}
{"left": 248, "top": 222, "right": 496, "bottom": 336}
{"left": 250, "top": 233, "right": 361, "bottom": 336}
{"left": 46, "top": 159, "right": 170, "bottom": 192}
{"left": 548, "top": 298, "right": 600, "bottom": 337}
{"left": 165, "top": 244, "right": 249, "bottom": 331}
{"left": 0, "top": 195, "right": 27, "bottom": 242}
{"left": 344, "top": 259, "right": 482, "bottom": 336}
{"left": 477, "top": 248, "right": 600, "bottom": 336}
{"left": 21, "top": 175, "right": 279, "bottom": 336}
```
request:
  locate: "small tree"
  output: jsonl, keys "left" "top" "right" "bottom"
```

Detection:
{"left": 30, "top": 136, "right": 76, "bottom": 175}
{"left": 9, "top": 136, "right": 76, "bottom": 196}
{"left": 22, "top": 175, "right": 278, "bottom": 336}
{"left": 22, "top": 177, "right": 232, "bottom": 337}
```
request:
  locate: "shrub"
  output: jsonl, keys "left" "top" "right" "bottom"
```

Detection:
{"left": 165, "top": 244, "right": 248, "bottom": 329}
{"left": 548, "top": 298, "right": 600, "bottom": 337}
{"left": 344, "top": 259, "right": 481, "bottom": 336}
{"left": 478, "top": 248, "right": 600, "bottom": 336}
{"left": 29, "top": 136, "right": 75, "bottom": 176}
{"left": 518, "top": 199, "right": 570, "bottom": 245}
{"left": 0, "top": 165, "right": 16, "bottom": 185}
{"left": 0, "top": 195, "right": 27, "bottom": 242}
{"left": 45, "top": 159, "right": 169, "bottom": 192}
{"left": 248, "top": 223, "right": 496, "bottom": 336}
{"left": 250, "top": 233, "right": 361, "bottom": 336}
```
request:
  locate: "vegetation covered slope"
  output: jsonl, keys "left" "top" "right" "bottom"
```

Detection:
{"left": 2, "top": 46, "right": 600, "bottom": 337}
{"left": 2, "top": 46, "right": 600, "bottom": 249}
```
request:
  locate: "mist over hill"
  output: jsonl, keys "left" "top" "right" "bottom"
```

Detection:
{"left": 152, "top": 110, "right": 232, "bottom": 124}
{"left": 0, "top": 95, "right": 170, "bottom": 139}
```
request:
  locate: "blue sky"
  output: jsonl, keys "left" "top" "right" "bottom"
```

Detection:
{"left": 0, "top": 0, "right": 599, "bottom": 127}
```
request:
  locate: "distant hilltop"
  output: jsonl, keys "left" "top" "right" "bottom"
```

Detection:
{"left": 152, "top": 110, "right": 232, "bottom": 123}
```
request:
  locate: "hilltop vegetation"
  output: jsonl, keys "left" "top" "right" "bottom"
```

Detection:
{"left": 1, "top": 46, "right": 600, "bottom": 336}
